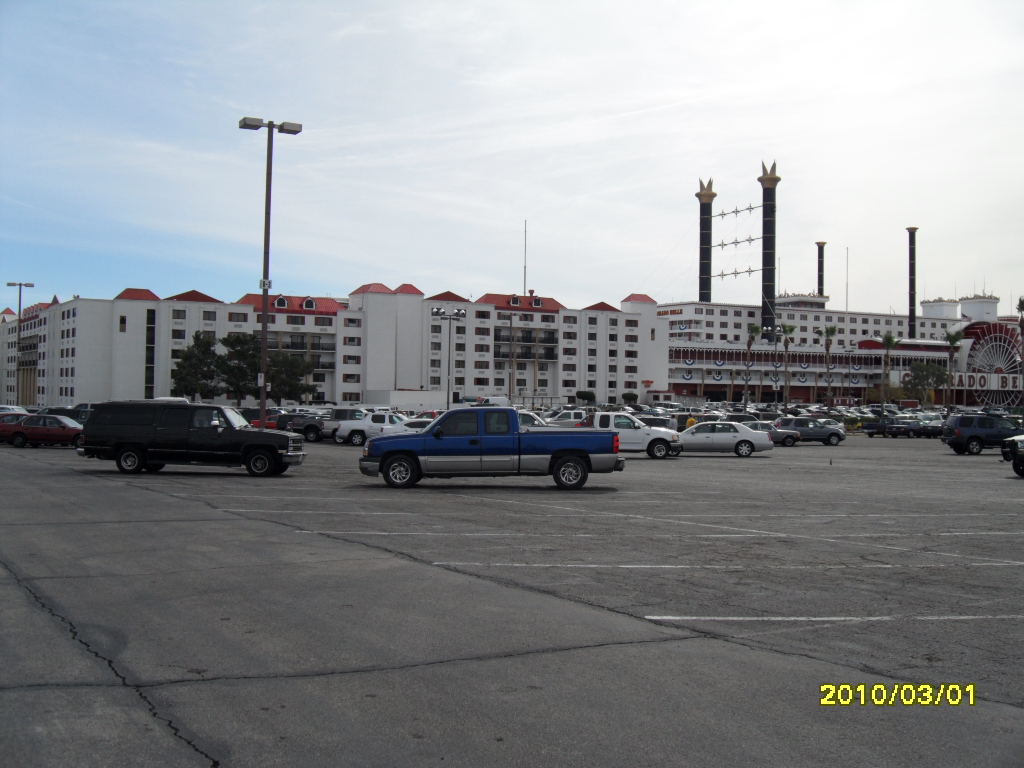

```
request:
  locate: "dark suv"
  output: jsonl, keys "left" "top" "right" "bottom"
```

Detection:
{"left": 78, "top": 401, "right": 306, "bottom": 476}
{"left": 773, "top": 417, "right": 846, "bottom": 446}
{"left": 942, "top": 414, "right": 1024, "bottom": 455}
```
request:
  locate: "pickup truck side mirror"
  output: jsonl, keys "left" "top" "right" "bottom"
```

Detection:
{"left": 433, "top": 429, "right": 444, "bottom": 439}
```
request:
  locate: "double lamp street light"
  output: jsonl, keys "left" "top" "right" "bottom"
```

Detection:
{"left": 238, "top": 117, "right": 302, "bottom": 428}
{"left": 430, "top": 307, "right": 467, "bottom": 410}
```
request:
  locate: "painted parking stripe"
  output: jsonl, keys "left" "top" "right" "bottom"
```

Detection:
{"left": 646, "top": 615, "right": 1024, "bottom": 622}
{"left": 432, "top": 562, "right": 1024, "bottom": 570}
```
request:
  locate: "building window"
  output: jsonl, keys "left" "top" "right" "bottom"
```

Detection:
{"left": 455, "top": 343, "right": 465, "bottom": 352}
{"left": 721, "top": 334, "right": 729, "bottom": 341}
{"left": 455, "top": 360, "right": 466, "bottom": 369}
{"left": 563, "top": 316, "right": 577, "bottom": 324}
{"left": 476, "top": 310, "right": 491, "bottom": 319}
{"left": 454, "top": 377, "right": 465, "bottom": 386}
{"left": 587, "top": 332, "right": 597, "bottom": 341}
{"left": 431, "top": 342, "right": 442, "bottom": 351}
{"left": 563, "top": 331, "right": 577, "bottom": 340}
{"left": 519, "top": 314, "right": 534, "bottom": 322}
{"left": 342, "top": 392, "right": 360, "bottom": 401}
{"left": 455, "top": 326, "right": 465, "bottom": 335}
{"left": 562, "top": 379, "right": 577, "bottom": 388}
{"left": 312, "top": 373, "right": 326, "bottom": 382}
{"left": 475, "top": 327, "right": 491, "bottom": 336}
{"left": 733, "top": 310, "right": 742, "bottom": 317}
{"left": 171, "top": 329, "right": 186, "bottom": 340}
{"left": 344, "top": 337, "right": 361, "bottom": 346}
{"left": 475, "top": 344, "right": 490, "bottom": 352}
{"left": 587, "top": 379, "right": 597, "bottom": 388}
{"left": 587, "top": 348, "right": 597, "bottom": 356}
{"left": 228, "top": 312, "right": 248, "bottom": 322}
{"left": 718, "top": 310, "right": 728, "bottom": 317}
{"left": 343, "top": 317, "right": 361, "bottom": 327}
{"left": 694, "top": 308, "right": 704, "bottom": 315}
{"left": 650, "top": 328, "right": 655, "bottom": 340}
{"left": 608, "top": 381, "right": 617, "bottom": 388}
{"left": 430, "top": 376, "right": 441, "bottom": 385}
{"left": 733, "top": 323, "right": 741, "bottom": 329}
{"left": 516, "top": 378, "right": 527, "bottom": 387}
{"left": 800, "top": 314, "right": 808, "bottom": 320}
{"left": 286, "top": 315, "right": 306, "bottom": 325}
{"left": 201, "top": 331, "right": 215, "bottom": 340}
{"left": 562, "top": 363, "right": 576, "bottom": 371}
{"left": 608, "top": 364, "right": 617, "bottom": 372}
{"left": 874, "top": 319, "right": 881, "bottom": 325}
{"left": 563, "top": 348, "right": 577, "bottom": 356}
{"left": 429, "top": 359, "right": 441, "bottom": 369}
{"left": 202, "top": 311, "right": 217, "bottom": 321}
{"left": 538, "top": 363, "right": 548, "bottom": 372}
{"left": 885, "top": 319, "right": 892, "bottom": 326}
{"left": 608, "top": 350, "right": 617, "bottom": 357}
{"left": 624, "top": 381, "right": 638, "bottom": 389}
{"left": 474, "top": 361, "right": 490, "bottom": 369}
{"left": 624, "top": 350, "right": 637, "bottom": 359}
{"left": 303, "top": 299, "right": 316, "bottom": 310}
{"left": 608, "top": 334, "right": 618, "bottom": 342}
{"left": 541, "top": 314, "right": 556, "bottom": 323}
{"left": 588, "top": 317, "right": 597, "bottom": 325}
{"left": 537, "top": 378, "right": 548, "bottom": 387}
{"left": 625, "top": 319, "right": 638, "bottom": 327}
{"left": 625, "top": 365, "right": 637, "bottom": 373}
{"left": 474, "top": 377, "right": 489, "bottom": 386}
{"left": 255, "top": 314, "right": 277, "bottom": 324}
{"left": 170, "top": 349, "right": 183, "bottom": 360}
{"left": 494, "top": 378, "right": 506, "bottom": 387}
{"left": 119, "top": 316, "right": 126, "bottom": 332}
{"left": 343, "top": 355, "right": 361, "bottom": 364}
{"left": 342, "top": 374, "right": 360, "bottom": 383}
{"left": 315, "top": 317, "right": 334, "bottom": 326}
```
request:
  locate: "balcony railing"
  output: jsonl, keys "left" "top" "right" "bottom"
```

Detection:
{"left": 314, "top": 362, "right": 336, "bottom": 370}
{"left": 310, "top": 342, "right": 336, "bottom": 351}
{"left": 281, "top": 341, "right": 307, "bottom": 350}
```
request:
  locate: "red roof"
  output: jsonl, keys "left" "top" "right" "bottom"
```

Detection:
{"left": 21, "top": 302, "right": 54, "bottom": 318}
{"left": 427, "top": 291, "right": 470, "bottom": 302}
{"left": 395, "top": 283, "right": 424, "bottom": 295}
{"left": 115, "top": 288, "right": 160, "bottom": 301}
{"left": 476, "top": 293, "right": 565, "bottom": 311}
{"left": 583, "top": 302, "right": 620, "bottom": 312}
{"left": 622, "top": 293, "right": 656, "bottom": 304}
{"left": 1, "top": 308, "right": 14, "bottom": 316}
{"left": 165, "top": 290, "right": 220, "bottom": 303}
{"left": 351, "top": 283, "right": 395, "bottom": 295}
{"left": 235, "top": 294, "right": 345, "bottom": 315}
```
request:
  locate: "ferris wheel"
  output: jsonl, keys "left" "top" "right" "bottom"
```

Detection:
{"left": 963, "top": 322, "right": 1023, "bottom": 407}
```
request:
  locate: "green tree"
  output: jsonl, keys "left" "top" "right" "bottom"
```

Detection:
{"left": 815, "top": 325, "right": 838, "bottom": 410}
{"left": 575, "top": 390, "right": 596, "bottom": 406}
{"left": 170, "top": 331, "right": 223, "bottom": 401}
{"left": 621, "top": 391, "right": 639, "bottom": 404}
{"left": 744, "top": 324, "right": 763, "bottom": 405}
{"left": 267, "top": 351, "right": 317, "bottom": 406}
{"left": 942, "top": 330, "right": 964, "bottom": 413}
{"left": 217, "top": 333, "right": 262, "bottom": 406}
{"left": 903, "top": 362, "right": 948, "bottom": 403}
{"left": 880, "top": 331, "right": 899, "bottom": 407}
{"left": 779, "top": 323, "right": 797, "bottom": 408}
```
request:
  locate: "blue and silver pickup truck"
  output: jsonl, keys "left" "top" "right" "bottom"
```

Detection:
{"left": 358, "top": 407, "right": 624, "bottom": 489}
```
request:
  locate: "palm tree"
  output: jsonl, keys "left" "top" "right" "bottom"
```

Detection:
{"left": 780, "top": 323, "right": 797, "bottom": 408}
{"left": 744, "top": 324, "right": 762, "bottom": 405}
{"left": 942, "top": 330, "right": 964, "bottom": 414}
{"left": 880, "top": 331, "right": 899, "bottom": 410}
{"left": 815, "top": 325, "right": 839, "bottom": 411}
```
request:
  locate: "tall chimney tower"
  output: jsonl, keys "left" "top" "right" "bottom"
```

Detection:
{"left": 907, "top": 227, "right": 918, "bottom": 339}
{"left": 696, "top": 179, "right": 716, "bottom": 303}
{"left": 758, "top": 161, "right": 781, "bottom": 339}
{"left": 815, "top": 241, "right": 826, "bottom": 296}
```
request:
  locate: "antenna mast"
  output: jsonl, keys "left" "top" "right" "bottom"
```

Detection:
{"left": 523, "top": 220, "right": 527, "bottom": 296}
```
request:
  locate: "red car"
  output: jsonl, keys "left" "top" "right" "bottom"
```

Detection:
{"left": 0, "top": 413, "right": 29, "bottom": 443}
{"left": 5, "top": 414, "right": 83, "bottom": 448}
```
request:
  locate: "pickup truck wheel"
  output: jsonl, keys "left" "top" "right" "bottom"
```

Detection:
{"left": 907, "top": 430, "right": 916, "bottom": 438}
{"left": 647, "top": 440, "right": 669, "bottom": 459}
{"left": 143, "top": 463, "right": 165, "bottom": 472}
{"left": 734, "top": 440, "right": 754, "bottom": 457}
{"left": 349, "top": 432, "right": 366, "bottom": 447}
{"left": 1013, "top": 461, "right": 1024, "bottom": 478}
{"left": 952, "top": 444, "right": 967, "bottom": 455}
{"left": 966, "top": 438, "right": 984, "bottom": 456}
{"left": 303, "top": 427, "right": 321, "bottom": 443}
{"left": 382, "top": 455, "right": 418, "bottom": 488}
{"left": 244, "top": 450, "right": 275, "bottom": 477}
{"left": 827, "top": 434, "right": 841, "bottom": 446}
{"left": 115, "top": 447, "right": 145, "bottom": 474}
{"left": 553, "top": 456, "right": 588, "bottom": 490}
{"left": 10, "top": 433, "right": 27, "bottom": 448}
{"left": 332, "top": 430, "right": 344, "bottom": 444}
{"left": 782, "top": 436, "right": 796, "bottom": 447}
{"left": 271, "top": 463, "right": 289, "bottom": 475}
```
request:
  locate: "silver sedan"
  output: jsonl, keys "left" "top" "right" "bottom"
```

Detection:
{"left": 677, "top": 421, "right": 774, "bottom": 457}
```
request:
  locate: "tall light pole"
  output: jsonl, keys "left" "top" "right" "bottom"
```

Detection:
{"left": 6, "top": 281, "right": 34, "bottom": 406}
{"left": 431, "top": 307, "right": 466, "bottom": 410}
{"left": 238, "top": 117, "right": 302, "bottom": 428}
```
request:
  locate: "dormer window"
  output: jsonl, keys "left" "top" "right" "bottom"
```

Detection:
{"left": 532, "top": 298, "right": 542, "bottom": 307}
{"left": 510, "top": 296, "right": 520, "bottom": 306}
{"left": 303, "top": 298, "right": 315, "bottom": 310}
{"left": 274, "top": 297, "right": 288, "bottom": 309}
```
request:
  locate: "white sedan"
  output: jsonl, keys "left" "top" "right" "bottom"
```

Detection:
{"left": 678, "top": 421, "right": 773, "bottom": 457}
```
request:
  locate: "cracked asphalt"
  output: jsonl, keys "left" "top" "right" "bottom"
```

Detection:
{"left": 2, "top": 435, "right": 1024, "bottom": 766}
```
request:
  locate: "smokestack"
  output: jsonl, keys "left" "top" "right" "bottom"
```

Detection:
{"left": 696, "top": 179, "right": 716, "bottom": 302}
{"left": 907, "top": 227, "right": 918, "bottom": 339}
{"left": 815, "top": 241, "right": 826, "bottom": 296}
{"left": 758, "top": 161, "right": 781, "bottom": 339}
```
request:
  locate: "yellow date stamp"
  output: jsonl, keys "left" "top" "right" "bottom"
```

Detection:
{"left": 820, "top": 684, "right": 976, "bottom": 706}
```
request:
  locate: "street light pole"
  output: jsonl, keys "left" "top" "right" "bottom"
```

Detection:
{"left": 6, "top": 281, "right": 34, "bottom": 406}
{"left": 431, "top": 307, "right": 466, "bottom": 410}
{"left": 239, "top": 117, "right": 302, "bottom": 428}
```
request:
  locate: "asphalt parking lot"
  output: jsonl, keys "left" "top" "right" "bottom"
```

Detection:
{"left": 2, "top": 435, "right": 1024, "bottom": 767}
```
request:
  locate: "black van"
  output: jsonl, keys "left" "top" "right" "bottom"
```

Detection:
{"left": 78, "top": 401, "right": 306, "bottom": 476}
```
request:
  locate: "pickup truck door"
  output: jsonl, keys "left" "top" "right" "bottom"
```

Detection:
{"left": 188, "top": 408, "right": 238, "bottom": 464}
{"left": 613, "top": 415, "right": 644, "bottom": 450}
{"left": 421, "top": 411, "right": 482, "bottom": 473}
{"left": 151, "top": 407, "right": 190, "bottom": 461}
{"left": 480, "top": 411, "right": 517, "bottom": 472}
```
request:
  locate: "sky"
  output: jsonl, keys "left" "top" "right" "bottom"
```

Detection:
{"left": 2, "top": 1, "right": 1024, "bottom": 316}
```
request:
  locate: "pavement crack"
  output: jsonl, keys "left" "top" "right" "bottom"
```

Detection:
{"left": 0, "top": 556, "right": 221, "bottom": 767}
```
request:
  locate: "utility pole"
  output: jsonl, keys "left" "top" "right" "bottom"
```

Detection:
{"left": 523, "top": 221, "right": 527, "bottom": 297}
{"left": 6, "top": 281, "right": 34, "bottom": 406}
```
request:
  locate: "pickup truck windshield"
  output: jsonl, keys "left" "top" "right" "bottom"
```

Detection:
{"left": 222, "top": 407, "right": 251, "bottom": 429}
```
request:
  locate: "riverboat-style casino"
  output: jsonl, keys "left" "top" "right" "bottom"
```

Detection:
{"left": 657, "top": 164, "right": 1023, "bottom": 409}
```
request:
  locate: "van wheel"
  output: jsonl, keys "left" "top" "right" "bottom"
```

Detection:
{"left": 143, "top": 463, "right": 165, "bottom": 472}
{"left": 244, "top": 450, "right": 275, "bottom": 477}
{"left": 827, "top": 433, "right": 841, "bottom": 446}
{"left": 1013, "top": 461, "right": 1024, "bottom": 478}
{"left": 907, "top": 430, "right": 916, "bottom": 438}
{"left": 71, "top": 434, "right": 83, "bottom": 449}
{"left": 647, "top": 440, "right": 669, "bottom": 459}
{"left": 303, "top": 427, "right": 321, "bottom": 442}
{"left": 734, "top": 440, "right": 754, "bottom": 457}
{"left": 10, "top": 433, "right": 27, "bottom": 448}
{"left": 382, "top": 455, "right": 419, "bottom": 488}
{"left": 116, "top": 447, "right": 145, "bottom": 474}
{"left": 553, "top": 456, "right": 589, "bottom": 490}
{"left": 332, "top": 430, "right": 344, "bottom": 444}
{"left": 966, "top": 438, "right": 984, "bottom": 456}
{"left": 782, "top": 436, "right": 796, "bottom": 447}
{"left": 349, "top": 432, "right": 366, "bottom": 446}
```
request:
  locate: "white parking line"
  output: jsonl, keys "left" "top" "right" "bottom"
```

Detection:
{"left": 646, "top": 615, "right": 1024, "bottom": 622}
{"left": 299, "top": 531, "right": 598, "bottom": 537}
{"left": 432, "top": 562, "right": 1024, "bottom": 570}
{"left": 222, "top": 509, "right": 414, "bottom": 515}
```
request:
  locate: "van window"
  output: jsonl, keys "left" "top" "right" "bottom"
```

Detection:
{"left": 94, "top": 406, "right": 157, "bottom": 426}
{"left": 191, "top": 409, "right": 224, "bottom": 429}
{"left": 159, "top": 409, "right": 190, "bottom": 429}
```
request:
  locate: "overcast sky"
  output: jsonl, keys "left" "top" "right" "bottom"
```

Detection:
{"left": 2, "top": 1, "right": 1023, "bottom": 315}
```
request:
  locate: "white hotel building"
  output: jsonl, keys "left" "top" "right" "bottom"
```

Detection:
{"left": 2, "top": 284, "right": 669, "bottom": 408}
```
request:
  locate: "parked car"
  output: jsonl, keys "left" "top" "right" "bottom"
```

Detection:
{"left": 637, "top": 415, "right": 679, "bottom": 431}
{"left": 918, "top": 419, "right": 945, "bottom": 438}
{"left": 0, "top": 413, "right": 29, "bottom": 442}
{"left": 1000, "top": 435, "right": 1024, "bottom": 477}
{"left": 338, "top": 411, "right": 409, "bottom": 445}
{"left": 415, "top": 410, "right": 446, "bottom": 420}
{"left": 677, "top": 421, "right": 773, "bottom": 457}
{"left": 942, "top": 414, "right": 1024, "bottom": 455}
{"left": 397, "top": 418, "right": 435, "bottom": 432}
{"left": 583, "top": 412, "right": 681, "bottom": 458}
{"left": 5, "top": 414, "right": 83, "bottom": 449}
{"left": 0, "top": 405, "right": 28, "bottom": 415}
{"left": 516, "top": 411, "right": 548, "bottom": 427}
{"left": 78, "top": 401, "right": 305, "bottom": 476}
{"left": 240, "top": 408, "right": 289, "bottom": 429}
{"left": 359, "top": 407, "right": 624, "bottom": 489}
{"left": 547, "top": 410, "right": 591, "bottom": 426}
{"left": 773, "top": 417, "right": 846, "bottom": 446}
{"left": 747, "top": 420, "right": 801, "bottom": 446}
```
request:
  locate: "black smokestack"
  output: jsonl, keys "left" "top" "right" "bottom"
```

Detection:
{"left": 758, "top": 162, "right": 781, "bottom": 339}
{"left": 696, "top": 179, "right": 716, "bottom": 303}
{"left": 816, "top": 241, "right": 826, "bottom": 296}
{"left": 907, "top": 227, "right": 918, "bottom": 339}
